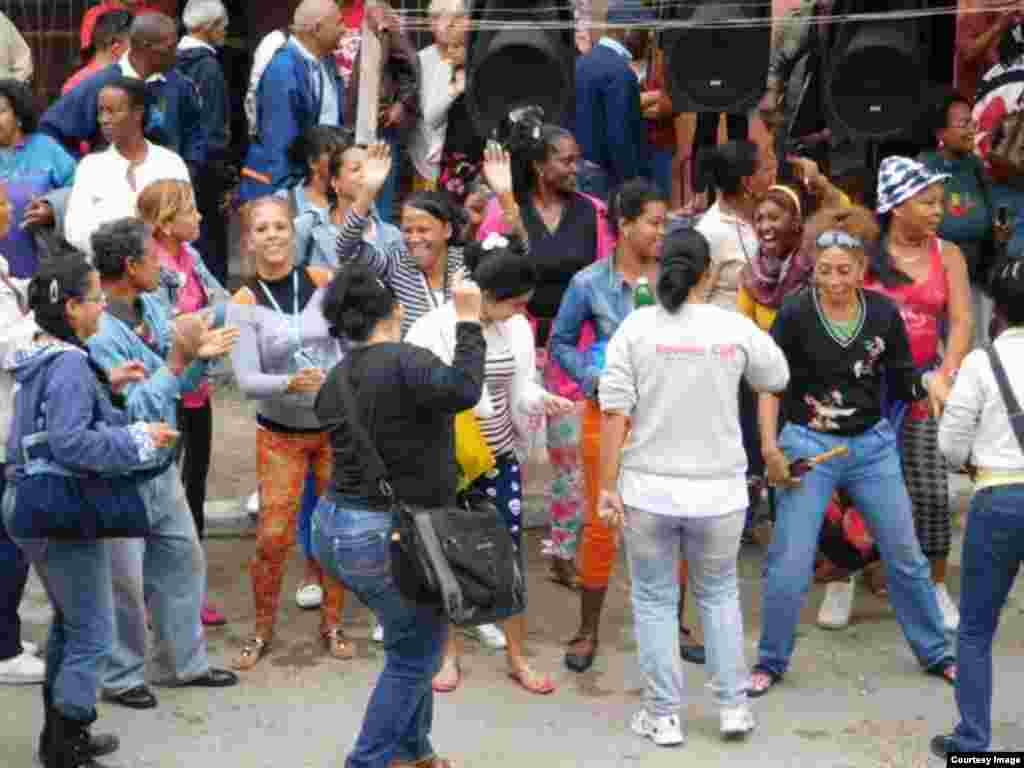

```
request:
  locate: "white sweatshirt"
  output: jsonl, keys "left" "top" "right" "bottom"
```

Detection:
{"left": 600, "top": 302, "right": 789, "bottom": 517}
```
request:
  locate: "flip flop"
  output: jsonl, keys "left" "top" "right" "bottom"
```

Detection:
{"left": 508, "top": 665, "right": 556, "bottom": 695}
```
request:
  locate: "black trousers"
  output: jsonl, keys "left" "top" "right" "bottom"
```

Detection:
{"left": 178, "top": 401, "right": 213, "bottom": 538}
{"left": 692, "top": 112, "right": 751, "bottom": 195}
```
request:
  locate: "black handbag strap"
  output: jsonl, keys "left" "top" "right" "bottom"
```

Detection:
{"left": 985, "top": 344, "right": 1024, "bottom": 454}
{"left": 331, "top": 354, "right": 395, "bottom": 500}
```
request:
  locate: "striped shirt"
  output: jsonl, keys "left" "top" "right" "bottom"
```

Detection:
{"left": 336, "top": 209, "right": 463, "bottom": 338}
{"left": 479, "top": 332, "right": 517, "bottom": 458}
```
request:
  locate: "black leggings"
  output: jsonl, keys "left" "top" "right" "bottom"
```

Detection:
{"left": 179, "top": 401, "right": 213, "bottom": 538}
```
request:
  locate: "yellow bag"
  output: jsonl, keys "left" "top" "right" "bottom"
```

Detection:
{"left": 455, "top": 409, "right": 496, "bottom": 493}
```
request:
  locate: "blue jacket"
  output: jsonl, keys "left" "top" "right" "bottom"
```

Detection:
{"left": 176, "top": 44, "right": 230, "bottom": 166}
{"left": 39, "top": 63, "right": 207, "bottom": 172}
{"left": 294, "top": 204, "right": 402, "bottom": 269}
{"left": 86, "top": 293, "right": 209, "bottom": 427}
{"left": 574, "top": 43, "right": 647, "bottom": 189}
{"left": 549, "top": 257, "right": 638, "bottom": 399}
{"left": 240, "top": 42, "right": 345, "bottom": 202}
{"left": 5, "top": 342, "right": 153, "bottom": 479}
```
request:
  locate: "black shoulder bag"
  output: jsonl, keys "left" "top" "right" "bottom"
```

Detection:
{"left": 985, "top": 344, "right": 1024, "bottom": 452}
{"left": 332, "top": 357, "right": 525, "bottom": 627}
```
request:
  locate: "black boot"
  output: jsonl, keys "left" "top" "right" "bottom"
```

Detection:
{"left": 565, "top": 588, "right": 607, "bottom": 673}
{"left": 44, "top": 711, "right": 116, "bottom": 768}
{"left": 39, "top": 688, "right": 119, "bottom": 766}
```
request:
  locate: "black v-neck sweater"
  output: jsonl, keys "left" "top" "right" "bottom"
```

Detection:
{"left": 770, "top": 288, "right": 929, "bottom": 436}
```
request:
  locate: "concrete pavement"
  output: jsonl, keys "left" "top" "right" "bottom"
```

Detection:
{"left": 3, "top": 475, "right": 1024, "bottom": 767}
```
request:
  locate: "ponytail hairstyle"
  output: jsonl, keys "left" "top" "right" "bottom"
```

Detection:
{"left": 501, "top": 105, "right": 573, "bottom": 206}
{"left": 804, "top": 204, "right": 881, "bottom": 268}
{"left": 91, "top": 217, "right": 151, "bottom": 280}
{"left": 321, "top": 263, "right": 397, "bottom": 342}
{"left": 463, "top": 232, "right": 536, "bottom": 301}
{"left": 402, "top": 190, "right": 467, "bottom": 246}
{"left": 608, "top": 177, "right": 666, "bottom": 236}
{"left": 699, "top": 140, "right": 758, "bottom": 197}
{"left": 288, "top": 124, "right": 349, "bottom": 183}
{"left": 136, "top": 178, "right": 194, "bottom": 237}
{"left": 657, "top": 229, "right": 711, "bottom": 313}
{"left": 28, "top": 241, "right": 120, "bottom": 399}
{"left": 990, "top": 257, "right": 1024, "bottom": 326}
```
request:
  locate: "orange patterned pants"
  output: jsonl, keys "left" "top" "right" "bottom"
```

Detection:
{"left": 252, "top": 428, "right": 345, "bottom": 640}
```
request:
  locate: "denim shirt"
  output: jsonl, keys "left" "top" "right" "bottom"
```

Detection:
{"left": 294, "top": 204, "right": 403, "bottom": 270}
{"left": 549, "top": 257, "right": 636, "bottom": 399}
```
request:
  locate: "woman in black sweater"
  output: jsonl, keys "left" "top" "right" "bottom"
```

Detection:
{"left": 312, "top": 263, "right": 484, "bottom": 768}
{"left": 748, "top": 205, "right": 956, "bottom": 698}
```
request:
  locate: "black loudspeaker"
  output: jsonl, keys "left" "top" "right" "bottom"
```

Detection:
{"left": 824, "top": 18, "right": 926, "bottom": 141}
{"left": 466, "top": 0, "right": 574, "bottom": 139}
{"left": 662, "top": 0, "right": 770, "bottom": 114}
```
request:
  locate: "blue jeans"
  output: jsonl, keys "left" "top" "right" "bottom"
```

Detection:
{"left": 645, "top": 147, "right": 674, "bottom": 200}
{"left": 298, "top": 470, "right": 318, "bottom": 560}
{"left": 103, "top": 466, "right": 209, "bottom": 693}
{"left": 757, "top": 422, "right": 950, "bottom": 678}
{"left": 4, "top": 487, "right": 113, "bottom": 722}
{"left": 0, "top": 465, "right": 31, "bottom": 661}
{"left": 312, "top": 496, "right": 447, "bottom": 768}
{"left": 950, "top": 485, "right": 1024, "bottom": 752}
{"left": 624, "top": 506, "right": 748, "bottom": 717}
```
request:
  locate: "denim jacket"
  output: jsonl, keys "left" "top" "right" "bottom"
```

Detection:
{"left": 294, "top": 204, "right": 403, "bottom": 270}
{"left": 549, "top": 257, "right": 637, "bottom": 399}
{"left": 155, "top": 243, "right": 230, "bottom": 314}
{"left": 86, "top": 293, "right": 208, "bottom": 429}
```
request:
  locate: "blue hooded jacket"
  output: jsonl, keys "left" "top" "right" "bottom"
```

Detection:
{"left": 5, "top": 341, "right": 154, "bottom": 479}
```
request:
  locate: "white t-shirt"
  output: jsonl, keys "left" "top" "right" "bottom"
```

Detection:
{"left": 695, "top": 202, "right": 758, "bottom": 313}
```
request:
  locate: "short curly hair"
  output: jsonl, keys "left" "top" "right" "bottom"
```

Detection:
{"left": 0, "top": 79, "right": 38, "bottom": 135}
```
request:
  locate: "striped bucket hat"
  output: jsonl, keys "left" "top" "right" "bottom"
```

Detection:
{"left": 876, "top": 156, "right": 950, "bottom": 214}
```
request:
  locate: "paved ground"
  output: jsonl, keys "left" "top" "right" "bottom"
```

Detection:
{"left": 3, "top": 385, "right": 1023, "bottom": 767}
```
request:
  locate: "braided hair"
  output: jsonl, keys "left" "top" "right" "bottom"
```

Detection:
{"left": 500, "top": 105, "right": 573, "bottom": 207}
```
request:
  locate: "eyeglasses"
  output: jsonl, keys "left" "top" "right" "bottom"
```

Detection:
{"left": 816, "top": 230, "right": 863, "bottom": 250}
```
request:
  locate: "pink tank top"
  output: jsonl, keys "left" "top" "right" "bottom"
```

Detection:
{"left": 865, "top": 238, "right": 948, "bottom": 420}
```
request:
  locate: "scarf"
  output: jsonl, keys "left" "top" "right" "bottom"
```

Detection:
{"left": 741, "top": 244, "right": 813, "bottom": 309}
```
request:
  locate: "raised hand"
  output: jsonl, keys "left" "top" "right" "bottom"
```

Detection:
{"left": 360, "top": 142, "right": 393, "bottom": 203}
{"left": 481, "top": 141, "right": 514, "bottom": 199}
{"left": 451, "top": 268, "right": 482, "bottom": 323}
{"left": 543, "top": 392, "right": 574, "bottom": 416}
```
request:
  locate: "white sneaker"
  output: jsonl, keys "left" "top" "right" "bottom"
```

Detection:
{"left": 372, "top": 622, "right": 384, "bottom": 643}
{"left": 817, "top": 579, "right": 855, "bottom": 629}
{"left": 246, "top": 491, "right": 260, "bottom": 516}
{"left": 295, "top": 583, "right": 323, "bottom": 609}
{"left": 21, "top": 640, "right": 38, "bottom": 656}
{"left": 720, "top": 706, "right": 756, "bottom": 739}
{"left": 630, "top": 709, "right": 685, "bottom": 747}
{"left": 464, "top": 623, "right": 507, "bottom": 650}
{"left": 935, "top": 584, "right": 960, "bottom": 632}
{"left": 0, "top": 652, "right": 45, "bottom": 684}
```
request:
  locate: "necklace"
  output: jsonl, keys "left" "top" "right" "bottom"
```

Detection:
{"left": 813, "top": 288, "right": 865, "bottom": 348}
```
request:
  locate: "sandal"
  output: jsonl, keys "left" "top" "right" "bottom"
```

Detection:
{"left": 432, "top": 658, "right": 460, "bottom": 693}
{"left": 926, "top": 658, "right": 957, "bottom": 686}
{"left": 508, "top": 663, "right": 556, "bottom": 695}
{"left": 747, "top": 664, "right": 782, "bottom": 698}
{"left": 232, "top": 636, "right": 268, "bottom": 671}
{"left": 390, "top": 757, "right": 455, "bottom": 768}
{"left": 324, "top": 627, "right": 356, "bottom": 660}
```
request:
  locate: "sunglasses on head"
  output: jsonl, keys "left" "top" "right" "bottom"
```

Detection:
{"left": 816, "top": 230, "right": 863, "bottom": 250}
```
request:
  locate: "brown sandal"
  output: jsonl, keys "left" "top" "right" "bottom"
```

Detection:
{"left": 232, "top": 636, "right": 269, "bottom": 671}
{"left": 324, "top": 627, "right": 356, "bottom": 660}
{"left": 548, "top": 559, "right": 580, "bottom": 591}
{"left": 390, "top": 757, "right": 455, "bottom": 768}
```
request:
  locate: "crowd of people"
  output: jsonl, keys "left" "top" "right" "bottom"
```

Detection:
{"left": 0, "top": 0, "right": 1023, "bottom": 766}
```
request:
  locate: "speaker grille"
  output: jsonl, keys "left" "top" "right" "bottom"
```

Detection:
{"left": 826, "top": 26, "right": 924, "bottom": 140}
{"left": 467, "top": 32, "right": 571, "bottom": 139}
